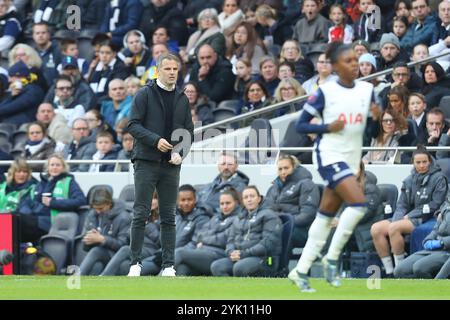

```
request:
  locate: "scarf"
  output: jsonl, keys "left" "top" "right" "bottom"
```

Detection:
{"left": 25, "top": 138, "right": 46, "bottom": 156}
{"left": 185, "top": 25, "right": 221, "bottom": 56}
{"left": 89, "top": 151, "right": 105, "bottom": 173}
{"left": 109, "top": 0, "right": 120, "bottom": 31}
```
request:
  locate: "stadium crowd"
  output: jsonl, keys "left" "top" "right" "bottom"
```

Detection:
{"left": 1, "top": 0, "right": 450, "bottom": 279}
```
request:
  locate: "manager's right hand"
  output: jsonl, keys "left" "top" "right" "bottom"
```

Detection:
{"left": 157, "top": 138, "right": 173, "bottom": 153}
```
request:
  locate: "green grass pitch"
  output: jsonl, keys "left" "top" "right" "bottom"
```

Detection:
{"left": 1, "top": 276, "right": 450, "bottom": 300}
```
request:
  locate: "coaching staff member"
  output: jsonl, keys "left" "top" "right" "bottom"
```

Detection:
{"left": 127, "top": 53, "right": 194, "bottom": 277}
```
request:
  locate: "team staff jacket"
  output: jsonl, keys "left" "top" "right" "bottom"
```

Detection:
{"left": 226, "top": 207, "right": 282, "bottom": 259}
{"left": 127, "top": 80, "right": 194, "bottom": 162}
{"left": 175, "top": 205, "right": 211, "bottom": 249}
{"left": 262, "top": 166, "right": 320, "bottom": 228}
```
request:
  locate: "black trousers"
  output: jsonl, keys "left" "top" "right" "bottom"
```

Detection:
{"left": 394, "top": 250, "right": 450, "bottom": 279}
{"left": 175, "top": 247, "right": 226, "bottom": 276}
{"left": 210, "top": 257, "right": 278, "bottom": 277}
{"left": 130, "top": 160, "right": 180, "bottom": 268}
{"left": 18, "top": 214, "right": 47, "bottom": 245}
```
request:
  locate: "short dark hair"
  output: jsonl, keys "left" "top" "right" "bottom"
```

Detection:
{"left": 55, "top": 74, "right": 73, "bottom": 86}
{"left": 393, "top": 61, "right": 409, "bottom": 69}
{"left": 427, "top": 107, "right": 445, "bottom": 121}
{"left": 412, "top": 144, "right": 432, "bottom": 163}
{"left": 412, "top": 0, "right": 428, "bottom": 6}
{"left": 32, "top": 22, "right": 49, "bottom": 32}
{"left": 179, "top": 184, "right": 196, "bottom": 195}
{"left": 395, "top": 0, "right": 412, "bottom": 11}
{"left": 28, "top": 121, "right": 47, "bottom": 136}
{"left": 278, "top": 61, "right": 296, "bottom": 73}
{"left": 326, "top": 42, "right": 352, "bottom": 65}
{"left": 90, "top": 187, "right": 113, "bottom": 206}
{"left": 243, "top": 185, "right": 261, "bottom": 197}
{"left": 91, "top": 33, "right": 111, "bottom": 46}
{"left": 60, "top": 38, "right": 78, "bottom": 52}
{"left": 96, "top": 130, "right": 114, "bottom": 142}
{"left": 220, "top": 187, "right": 241, "bottom": 205}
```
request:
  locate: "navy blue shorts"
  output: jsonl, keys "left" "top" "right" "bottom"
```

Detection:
{"left": 318, "top": 162, "right": 355, "bottom": 190}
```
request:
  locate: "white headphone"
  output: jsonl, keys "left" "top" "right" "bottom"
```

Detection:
{"left": 123, "top": 29, "right": 146, "bottom": 49}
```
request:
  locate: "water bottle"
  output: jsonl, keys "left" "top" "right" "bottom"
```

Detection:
{"left": 384, "top": 204, "right": 392, "bottom": 216}
{"left": 423, "top": 204, "right": 430, "bottom": 214}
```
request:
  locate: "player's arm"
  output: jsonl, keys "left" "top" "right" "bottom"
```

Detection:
{"left": 296, "top": 88, "right": 344, "bottom": 134}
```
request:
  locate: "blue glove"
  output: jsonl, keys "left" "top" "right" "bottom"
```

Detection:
{"left": 423, "top": 240, "right": 442, "bottom": 251}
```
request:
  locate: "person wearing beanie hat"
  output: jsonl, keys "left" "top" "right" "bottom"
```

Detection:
{"left": 380, "top": 33, "right": 401, "bottom": 51}
{"left": 352, "top": 40, "right": 370, "bottom": 58}
{"left": 359, "top": 53, "right": 377, "bottom": 78}
{"left": 0, "top": 60, "right": 45, "bottom": 126}
{"left": 377, "top": 32, "right": 410, "bottom": 72}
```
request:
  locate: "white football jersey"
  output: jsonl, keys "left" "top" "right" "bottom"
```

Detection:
{"left": 303, "top": 80, "right": 374, "bottom": 173}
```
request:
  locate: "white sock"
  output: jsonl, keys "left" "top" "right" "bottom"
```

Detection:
{"left": 326, "top": 206, "right": 366, "bottom": 261}
{"left": 381, "top": 256, "right": 394, "bottom": 274}
{"left": 394, "top": 253, "right": 406, "bottom": 266}
{"left": 296, "top": 213, "right": 333, "bottom": 275}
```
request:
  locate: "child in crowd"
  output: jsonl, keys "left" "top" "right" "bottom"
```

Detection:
{"left": 57, "top": 38, "right": 89, "bottom": 77}
{"left": 328, "top": 4, "right": 354, "bottom": 44}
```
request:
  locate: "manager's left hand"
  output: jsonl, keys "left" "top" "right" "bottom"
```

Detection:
{"left": 169, "top": 153, "right": 182, "bottom": 165}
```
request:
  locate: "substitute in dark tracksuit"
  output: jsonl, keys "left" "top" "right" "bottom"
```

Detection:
{"left": 262, "top": 155, "right": 320, "bottom": 248}
{"left": 140, "top": 185, "right": 210, "bottom": 275}
{"left": 395, "top": 198, "right": 450, "bottom": 279}
{"left": 127, "top": 53, "right": 194, "bottom": 275}
{"left": 211, "top": 186, "right": 282, "bottom": 277}
{"left": 79, "top": 189, "right": 131, "bottom": 275}
{"left": 175, "top": 189, "right": 241, "bottom": 276}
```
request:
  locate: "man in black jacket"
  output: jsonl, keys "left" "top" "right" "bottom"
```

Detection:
{"left": 127, "top": 53, "right": 194, "bottom": 277}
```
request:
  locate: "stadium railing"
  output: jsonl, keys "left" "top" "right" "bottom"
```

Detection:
{"left": 193, "top": 51, "right": 450, "bottom": 135}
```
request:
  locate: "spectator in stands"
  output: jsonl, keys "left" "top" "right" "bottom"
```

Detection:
{"left": 56, "top": 38, "right": 89, "bottom": 78}
{"left": 392, "top": 15, "right": 409, "bottom": 41}
{"left": 100, "top": 79, "right": 132, "bottom": 129}
{"left": 102, "top": 193, "right": 160, "bottom": 276}
{"left": 62, "top": 118, "right": 96, "bottom": 171}
{"left": 359, "top": 52, "right": 377, "bottom": 78}
{"left": 408, "top": 92, "right": 427, "bottom": 143}
{"left": 421, "top": 61, "right": 450, "bottom": 111}
{"left": 377, "top": 33, "right": 409, "bottom": 72}
{"left": 227, "top": 21, "right": 267, "bottom": 75}
{"left": 363, "top": 109, "right": 405, "bottom": 164}
{"left": 140, "top": 43, "right": 170, "bottom": 85}
{"left": 80, "top": 131, "right": 119, "bottom": 173}
{"left": 17, "top": 154, "right": 87, "bottom": 244}
{"left": 436, "top": 120, "right": 450, "bottom": 160}
{"left": 219, "top": 0, "right": 244, "bottom": 39}
{"left": 395, "top": 0, "right": 415, "bottom": 25}
{"left": 258, "top": 56, "right": 279, "bottom": 95}
{"left": 371, "top": 146, "right": 447, "bottom": 277}
{"left": 36, "top": 103, "right": 72, "bottom": 145}
{"left": 395, "top": 203, "right": 450, "bottom": 279}
{"left": 33, "top": 0, "right": 70, "bottom": 31}
{"left": 114, "top": 118, "right": 128, "bottom": 143}
{"left": 189, "top": 44, "right": 236, "bottom": 103}
{"left": 233, "top": 58, "right": 252, "bottom": 100}
{"left": 422, "top": 108, "right": 448, "bottom": 153}
{"left": 183, "top": 0, "right": 223, "bottom": 32}
{"left": 181, "top": 8, "right": 226, "bottom": 64}
{"left": 263, "top": 155, "right": 320, "bottom": 248}
{"left": 429, "top": 1, "right": 450, "bottom": 70}
{"left": 0, "top": 0, "right": 22, "bottom": 52}
{"left": 278, "top": 61, "right": 295, "bottom": 80}
{"left": 85, "top": 33, "right": 111, "bottom": 82}
{"left": 293, "top": 0, "right": 331, "bottom": 44}
{"left": 151, "top": 26, "right": 179, "bottom": 53}
{"left": 273, "top": 78, "right": 306, "bottom": 116}
{"left": 51, "top": 75, "right": 86, "bottom": 127}
{"left": 124, "top": 76, "right": 141, "bottom": 97}
{"left": 20, "top": 121, "right": 57, "bottom": 167}
{"left": 175, "top": 188, "right": 241, "bottom": 276}
{"left": 139, "top": 0, "right": 188, "bottom": 47}
{"left": 0, "top": 60, "right": 45, "bottom": 126}
{"left": 0, "top": 159, "right": 36, "bottom": 213}
{"left": 255, "top": 4, "right": 293, "bottom": 47}
{"left": 328, "top": 4, "right": 354, "bottom": 44}
{"left": 76, "top": 0, "right": 108, "bottom": 30}
{"left": 99, "top": 0, "right": 143, "bottom": 47}
{"left": 197, "top": 152, "right": 249, "bottom": 213}
{"left": 183, "top": 81, "right": 214, "bottom": 126}
{"left": 387, "top": 85, "right": 410, "bottom": 118}
{"left": 79, "top": 187, "right": 131, "bottom": 275}
{"left": 31, "top": 22, "right": 61, "bottom": 87}
{"left": 88, "top": 39, "right": 130, "bottom": 102}
{"left": 8, "top": 43, "right": 48, "bottom": 92}
{"left": 115, "top": 129, "right": 133, "bottom": 172}
{"left": 411, "top": 43, "right": 429, "bottom": 77}
{"left": 210, "top": 185, "right": 282, "bottom": 277}
{"left": 45, "top": 55, "right": 97, "bottom": 111}
{"left": 84, "top": 109, "right": 117, "bottom": 143}
{"left": 279, "top": 40, "right": 315, "bottom": 84}
{"left": 302, "top": 53, "right": 338, "bottom": 94}
{"left": 119, "top": 30, "right": 151, "bottom": 79}
{"left": 352, "top": 39, "right": 370, "bottom": 59}
{"left": 236, "top": 80, "right": 273, "bottom": 125}
{"left": 400, "top": 0, "right": 437, "bottom": 54}
{"left": 353, "top": 0, "right": 384, "bottom": 42}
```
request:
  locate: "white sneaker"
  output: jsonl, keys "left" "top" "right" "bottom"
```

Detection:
{"left": 161, "top": 266, "right": 176, "bottom": 277}
{"left": 127, "top": 263, "right": 142, "bottom": 277}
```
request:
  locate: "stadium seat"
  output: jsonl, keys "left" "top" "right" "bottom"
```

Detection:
{"left": 10, "top": 148, "right": 23, "bottom": 159}
{"left": 439, "top": 96, "right": 450, "bottom": 122}
{"left": 86, "top": 184, "right": 114, "bottom": 205}
{"left": 76, "top": 207, "right": 90, "bottom": 235}
{"left": 0, "top": 141, "right": 12, "bottom": 153}
{"left": 78, "top": 29, "right": 99, "bottom": 40}
{"left": 12, "top": 130, "right": 27, "bottom": 148}
{"left": 277, "top": 213, "right": 295, "bottom": 277}
{"left": 279, "top": 119, "right": 306, "bottom": 160}
{"left": 53, "top": 29, "right": 80, "bottom": 41}
{"left": 40, "top": 212, "right": 79, "bottom": 274}
{"left": 267, "top": 44, "right": 281, "bottom": 58}
{"left": 212, "top": 106, "right": 236, "bottom": 126}
{"left": 307, "top": 43, "right": 328, "bottom": 69}
{"left": 0, "top": 123, "right": 16, "bottom": 135}
{"left": 217, "top": 99, "right": 240, "bottom": 111}
{"left": 238, "top": 118, "right": 277, "bottom": 164}
{"left": 0, "top": 130, "right": 10, "bottom": 145}
{"left": 377, "top": 184, "right": 398, "bottom": 218}
{"left": 119, "top": 184, "right": 135, "bottom": 210}
{"left": 77, "top": 38, "right": 95, "bottom": 62}
{"left": 436, "top": 158, "right": 450, "bottom": 180}
{"left": 72, "top": 236, "right": 87, "bottom": 267}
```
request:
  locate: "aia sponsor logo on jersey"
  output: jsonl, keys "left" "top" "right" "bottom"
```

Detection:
{"left": 337, "top": 113, "right": 363, "bottom": 124}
